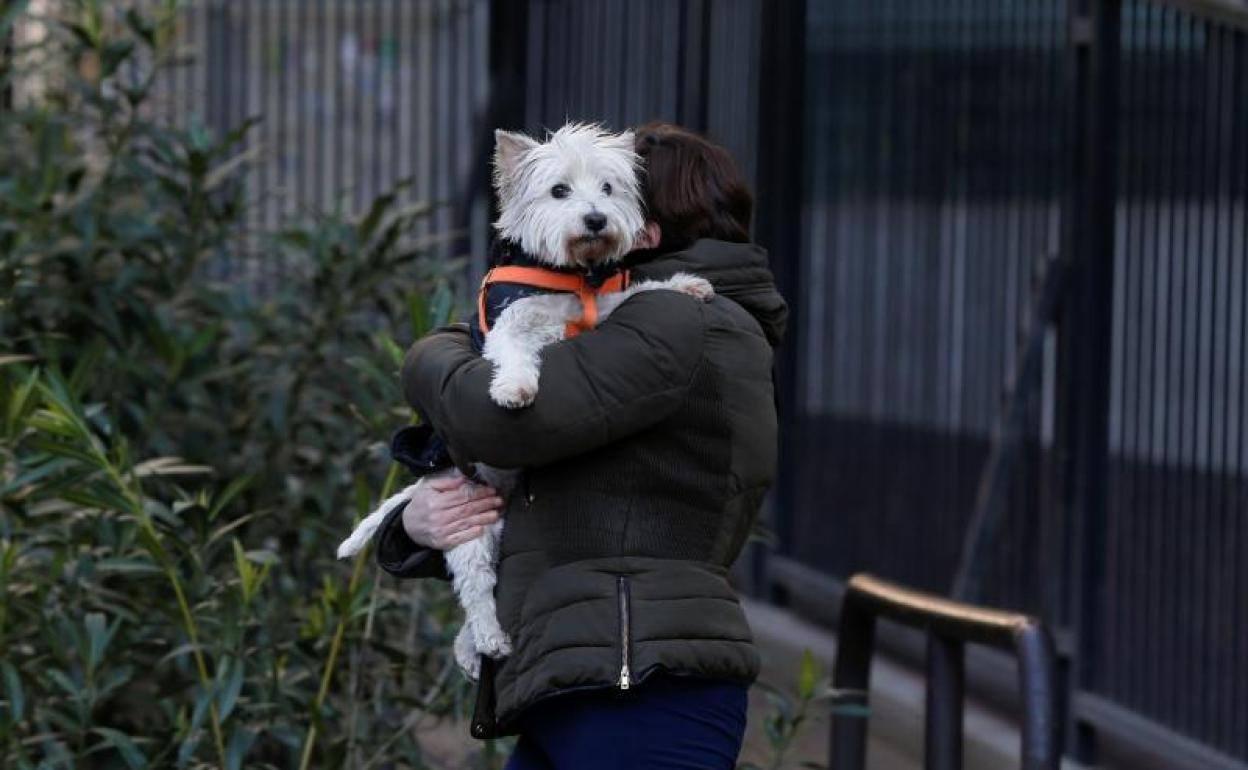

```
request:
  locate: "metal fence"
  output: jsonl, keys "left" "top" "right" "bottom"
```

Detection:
{"left": 154, "top": 0, "right": 491, "bottom": 287}
{"left": 1101, "top": 2, "right": 1247, "bottom": 760}
{"left": 774, "top": 1, "right": 1248, "bottom": 766}
{"left": 791, "top": 1, "right": 1068, "bottom": 612}
{"left": 159, "top": 0, "right": 1246, "bottom": 766}
{"left": 514, "top": 0, "right": 763, "bottom": 188}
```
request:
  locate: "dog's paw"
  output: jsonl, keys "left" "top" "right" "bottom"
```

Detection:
{"left": 456, "top": 649, "right": 482, "bottom": 681}
{"left": 670, "top": 274, "right": 715, "bottom": 301}
{"left": 454, "top": 624, "right": 481, "bottom": 680}
{"left": 473, "top": 623, "right": 513, "bottom": 659}
{"left": 489, "top": 373, "right": 539, "bottom": 408}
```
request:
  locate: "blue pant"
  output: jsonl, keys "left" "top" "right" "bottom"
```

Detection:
{"left": 503, "top": 675, "right": 749, "bottom": 770}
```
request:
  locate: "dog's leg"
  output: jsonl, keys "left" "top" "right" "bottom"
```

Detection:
{"left": 597, "top": 272, "right": 715, "bottom": 321}
{"left": 442, "top": 473, "right": 512, "bottom": 679}
{"left": 445, "top": 519, "right": 510, "bottom": 663}
{"left": 454, "top": 621, "right": 481, "bottom": 680}
{"left": 482, "top": 294, "right": 578, "bottom": 408}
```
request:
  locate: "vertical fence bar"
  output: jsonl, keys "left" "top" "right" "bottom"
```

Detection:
{"left": 1016, "top": 622, "right": 1063, "bottom": 768}
{"left": 924, "top": 636, "right": 965, "bottom": 770}
{"left": 1058, "top": 0, "right": 1121, "bottom": 762}
{"left": 1236, "top": 29, "right": 1248, "bottom": 758}
{"left": 754, "top": 0, "right": 806, "bottom": 599}
{"left": 830, "top": 595, "right": 875, "bottom": 769}
{"left": 488, "top": 0, "right": 528, "bottom": 230}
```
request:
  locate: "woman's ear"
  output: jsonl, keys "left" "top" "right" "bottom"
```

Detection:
{"left": 635, "top": 221, "right": 661, "bottom": 250}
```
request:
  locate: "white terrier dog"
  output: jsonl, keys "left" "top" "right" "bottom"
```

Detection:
{"left": 338, "top": 123, "right": 712, "bottom": 679}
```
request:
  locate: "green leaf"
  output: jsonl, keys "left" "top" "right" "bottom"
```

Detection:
{"left": 25, "top": 438, "right": 97, "bottom": 469}
{"left": 176, "top": 730, "right": 202, "bottom": 769}
{"left": 278, "top": 228, "right": 314, "bottom": 251}
{"left": 61, "top": 485, "right": 138, "bottom": 515}
{"left": 357, "top": 189, "right": 399, "bottom": 242}
{"left": 46, "top": 669, "right": 79, "bottom": 699}
{"left": 798, "top": 649, "right": 820, "bottom": 700}
{"left": 124, "top": 8, "right": 155, "bottom": 45}
{"left": 204, "top": 146, "right": 261, "bottom": 193}
{"left": 763, "top": 712, "right": 785, "bottom": 746}
{"left": 84, "top": 612, "right": 116, "bottom": 670}
{"left": 1, "top": 661, "right": 24, "bottom": 722}
{"left": 62, "top": 21, "right": 98, "bottom": 49}
{"left": 187, "top": 681, "right": 215, "bottom": 737}
{"left": 96, "top": 558, "right": 161, "bottom": 575}
{"left": 132, "top": 457, "right": 215, "bottom": 478}
{"left": 378, "top": 333, "right": 405, "bottom": 369}
{"left": 243, "top": 549, "right": 279, "bottom": 567}
{"left": 406, "top": 291, "right": 430, "bottom": 339}
{"left": 428, "top": 280, "right": 455, "bottom": 329}
{"left": 206, "top": 510, "right": 261, "bottom": 547}
{"left": 100, "top": 40, "right": 136, "bottom": 78}
{"left": 216, "top": 657, "right": 244, "bottom": 721}
{"left": 218, "top": 116, "right": 261, "bottom": 155}
{"left": 225, "top": 725, "right": 256, "bottom": 770}
{"left": 188, "top": 120, "right": 213, "bottom": 153}
{"left": 157, "top": 642, "right": 207, "bottom": 667}
{"left": 0, "top": 456, "right": 77, "bottom": 497}
{"left": 207, "top": 475, "right": 253, "bottom": 520}
{"left": 4, "top": 366, "right": 41, "bottom": 433}
{"left": 92, "top": 727, "right": 148, "bottom": 769}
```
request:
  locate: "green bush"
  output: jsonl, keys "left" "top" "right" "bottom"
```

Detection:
{"left": 1, "top": 2, "right": 476, "bottom": 767}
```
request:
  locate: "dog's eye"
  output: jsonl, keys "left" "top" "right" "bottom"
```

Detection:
{"left": 550, "top": 184, "right": 571, "bottom": 199}
{"left": 601, "top": 182, "right": 613, "bottom": 196}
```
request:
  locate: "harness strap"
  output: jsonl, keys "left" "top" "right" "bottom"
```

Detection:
{"left": 478, "top": 265, "right": 631, "bottom": 338}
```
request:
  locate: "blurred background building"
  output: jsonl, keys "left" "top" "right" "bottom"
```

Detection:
{"left": 134, "top": 0, "right": 1245, "bottom": 767}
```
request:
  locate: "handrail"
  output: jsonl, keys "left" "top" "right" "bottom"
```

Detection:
{"left": 830, "top": 574, "right": 1060, "bottom": 770}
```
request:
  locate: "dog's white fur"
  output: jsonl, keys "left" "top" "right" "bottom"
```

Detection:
{"left": 338, "top": 124, "right": 713, "bottom": 680}
{"left": 493, "top": 123, "right": 645, "bottom": 270}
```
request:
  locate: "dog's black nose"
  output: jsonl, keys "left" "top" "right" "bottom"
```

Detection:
{"left": 583, "top": 212, "right": 607, "bottom": 233}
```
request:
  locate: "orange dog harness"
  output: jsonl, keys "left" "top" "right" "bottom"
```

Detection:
{"left": 477, "top": 265, "right": 631, "bottom": 339}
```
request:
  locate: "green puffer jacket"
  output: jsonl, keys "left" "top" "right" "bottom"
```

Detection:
{"left": 375, "top": 238, "right": 788, "bottom": 737}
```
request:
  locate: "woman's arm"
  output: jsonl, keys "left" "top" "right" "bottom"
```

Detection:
{"left": 403, "top": 290, "right": 707, "bottom": 469}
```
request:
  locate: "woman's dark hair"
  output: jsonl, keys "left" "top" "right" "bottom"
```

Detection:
{"left": 634, "top": 122, "right": 753, "bottom": 253}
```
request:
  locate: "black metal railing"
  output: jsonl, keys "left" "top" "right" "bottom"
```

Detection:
{"left": 830, "top": 574, "right": 1060, "bottom": 770}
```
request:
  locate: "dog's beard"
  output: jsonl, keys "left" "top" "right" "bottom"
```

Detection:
{"left": 564, "top": 232, "right": 624, "bottom": 268}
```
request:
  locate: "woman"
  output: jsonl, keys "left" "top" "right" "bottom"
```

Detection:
{"left": 373, "top": 122, "right": 787, "bottom": 769}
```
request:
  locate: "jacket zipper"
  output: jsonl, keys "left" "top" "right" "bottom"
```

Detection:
{"left": 617, "top": 575, "right": 632, "bottom": 690}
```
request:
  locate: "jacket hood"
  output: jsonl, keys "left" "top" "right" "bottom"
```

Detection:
{"left": 626, "top": 239, "right": 789, "bottom": 347}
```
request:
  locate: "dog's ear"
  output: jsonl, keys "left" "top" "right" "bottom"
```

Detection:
{"left": 603, "top": 130, "right": 640, "bottom": 174}
{"left": 494, "top": 130, "right": 539, "bottom": 190}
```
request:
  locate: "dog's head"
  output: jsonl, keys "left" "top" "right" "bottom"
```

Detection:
{"left": 492, "top": 123, "right": 644, "bottom": 269}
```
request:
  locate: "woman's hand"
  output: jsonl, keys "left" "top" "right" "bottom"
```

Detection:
{"left": 402, "top": 469, "right": 504, "bottom": 549}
